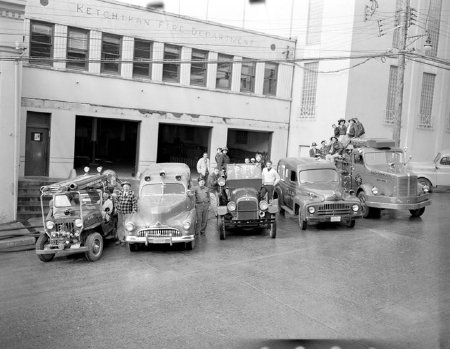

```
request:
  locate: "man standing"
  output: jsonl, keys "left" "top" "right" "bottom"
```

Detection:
{"left": 193, "top": 177, "right": 210, "bottom": 235}
{"left": 207, "top": 167, "right": 221, "bottom": 217}
{"left": 260, "top": 160, "right": 280, "bottom": 202}
{"left": 219, "top": 147, "right": 230, "bottom": 173}
{"left": 353, "top": 117, "right": 366, "bottom": 138}
{"left": 214, "top": 147, "right": 223, "bottom": 168}
{"left": 196, "top": 152, "right": 210, "bottom": 180}
{"left": 114, "top": 181, "right": 137, "bottom": 246}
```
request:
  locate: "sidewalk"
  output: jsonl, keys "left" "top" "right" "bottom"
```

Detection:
{"left": 0, "top": 218, "right": 42, "bottom": 252}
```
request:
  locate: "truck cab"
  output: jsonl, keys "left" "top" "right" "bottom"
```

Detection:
{"left": 335, "top": 138, "right": 431, "bottom": 218}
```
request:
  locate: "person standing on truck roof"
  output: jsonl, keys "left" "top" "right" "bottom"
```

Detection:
{"left": 114, "top": 181, "right": 137, "bottom": 246}
{"left": 260, "top": 160, "right": 280, "bottom": 202}
{"left": 353, "top": 117, "right": 366, "bottom": 138}
{"left": 309, "top": 142, "right": 319, "bottom": 158}
{"left": 326, "top": 136, "right": 344, "bottom": 162}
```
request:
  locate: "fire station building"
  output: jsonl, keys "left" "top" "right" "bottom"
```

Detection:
{"left": 21, "top": 0, "right": 295, "bottom": 178}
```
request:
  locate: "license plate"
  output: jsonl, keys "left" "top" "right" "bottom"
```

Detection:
{"left": 330, "top": 216, "right": 341, "bottom": 222}
{"left": 152, "top": 238, "right": 170, "bottom": 244}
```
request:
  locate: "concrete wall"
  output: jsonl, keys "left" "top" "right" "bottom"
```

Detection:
{"left": 0, "top": 0, "right": 25, "bottom": 223}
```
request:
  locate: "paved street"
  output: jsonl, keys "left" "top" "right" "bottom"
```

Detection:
{"left": 0, "top": 193, "right": 449, "bottom": 349}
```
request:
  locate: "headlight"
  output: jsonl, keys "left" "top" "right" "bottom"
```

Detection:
{"left": 218, "top": 177, "right": 226, "bottom": 187}
{"left": 423, "top": 185, "right": 429, "bottom": 193}
{"left": 46, "top": 221, "right": 55, "bottom": 230}
{"left": 259, "top": 200, "right": 268, "bottom": 211}
{"left": 371, "top": 187, "right": 379, "bottom": 195}
{"left": 352, "top": 204, "right": 359, "bottom": 212}
{"left": 182, "top": 220, "right": 191, "bottom": 230}
{"left": 75, "top": 219, "right": 82, "bottom": 228}
{"left": 308, "top": 206, "right": 316, "bottom": 214}
{"left": 51, "top": 232, "right": 57, "bottom": 238}
{"left": 125, "top": 222, "right": 135, "bottom": 232}
{"left": 227, "top": 201, "right": 236, "bottom": 212}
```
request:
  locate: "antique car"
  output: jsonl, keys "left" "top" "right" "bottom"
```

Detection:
{"left": 124, "top": 163, "right": 197, "bottom": 251}
{"left": 217, "top": 163, "right": 278, "bottom": 240}
{"left": 274, "top": 157, "right": 362, "bottom": 230}
{"left": 335, "top": 138, "right": 431, "bottom": 218}
{"left": 36, "top": 168, "right": 118, "bottom": 262}
{"left": 407, "top": 149, "right": 450, "bottom": 192}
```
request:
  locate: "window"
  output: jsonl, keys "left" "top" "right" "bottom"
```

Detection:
{"left": 101, "top": 33, "right": 121, "bottom": 74}
{"left": 299, "top": 62, "right": 319, "bottom": 118}
{"left": 163, "top": 44, "right": 181, "bottom": 83}
{"left": 240, "top": 59, "right": 255, "bottom": 93}
{"left": 418, "top": 72, "right": 435, "bottom": 129}
{"left": 306, "top": 0, "right": 323, "bottom": 45}
{"left": 290, "top": 170, "right": 297, "bottom": 182}
{"left": 133, "top": 39, "right": 153, "bottom": 78}
{"left": 425, "top": 0, "right": 442, "bottom": 57}
{"left": 385, "top": 65, "right": 398, "bottom": 124}
{"left": 29, "top": 21, "right": 54, "bottom": 65}
{"left": 67, "top": 27, "right": 89, "bottom": 70}
{"left": 190, "top": 49, "right": 208, "bottom": 86}
{"left": 216, "top": 54, "right": 233, "bottom": 90}
{"left": 263, "top": 62, "right": 278, "bottom": 96}
{"left": 441, "top": 157, "right": 450, "bottom": 166}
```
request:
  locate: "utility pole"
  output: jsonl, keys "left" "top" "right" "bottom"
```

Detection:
{"left": 392, "top": 0, "right": 410, "bottom": 147}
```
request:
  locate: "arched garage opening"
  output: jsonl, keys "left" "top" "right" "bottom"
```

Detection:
{"left": 157, "top": 123, "right": 211, "bottom": 171}
{"left": 227, "top": 129, "right": 272, "bottom": 163}
{"left": 74, "top": 116, "right": 139, "bottom": 177}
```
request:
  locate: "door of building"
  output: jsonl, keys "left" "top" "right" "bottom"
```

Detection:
{"left": 25, "top": 112, "right": 50, "bottom": 176}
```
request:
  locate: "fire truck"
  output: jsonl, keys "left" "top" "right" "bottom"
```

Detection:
{"left": 36, "top": 168, "right": 119, "bottom": 262}
{"left": 335, "top": 138, "right": 431, "bottom": 218}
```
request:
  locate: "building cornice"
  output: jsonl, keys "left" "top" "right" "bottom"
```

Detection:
{"left": 0, "top": 0, "right": 25, "bottom": 20}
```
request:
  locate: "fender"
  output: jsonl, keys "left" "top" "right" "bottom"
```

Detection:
{"left": 357, "top": 183, "right": 373, "bottom": 195}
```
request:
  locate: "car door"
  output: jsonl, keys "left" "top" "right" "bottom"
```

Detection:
{"left": 436, "top": 155, "right": 450, "bottom": 186}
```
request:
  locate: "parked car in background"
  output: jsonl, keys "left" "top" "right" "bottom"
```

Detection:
{"left": 124, "top": 163, "right": 197, "bottom": 251}
{"left": 275, "top": 158, "right": 362, "bottom": 230}
{"left": 407, "top": 149, "right": 450, "bottom": 192}
{"left": 217, "top": 163, "right": 278, "bottom": 240}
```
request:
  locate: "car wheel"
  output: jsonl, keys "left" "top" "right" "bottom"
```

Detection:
{"left": 186, "top": 237, "right": 196, "bottom": 250}
{"left": 418, "top": 177, "right": 433, "bottom": 193}
{"left": 84, "top": 232, "right": 104, "bottom": 262}
{"left": 129, "top": 243, "right": 139, "bottom": 252}
{"left": 36, "top": 234, "right": 54, "bottom": 263}
{"left": 218, "top": 216, "right": 226, "bottom": 240}
{"left": 299, "top": 214, "right": 307, "bottom": 230}
{"left": 346, "top": 219, "right": 356, "bottom": 228}
{"left": 268, "top": 216, "right": 277, "bottom": 238}
{"left": 410, "top": 207, "right": 425, "bottom": 218}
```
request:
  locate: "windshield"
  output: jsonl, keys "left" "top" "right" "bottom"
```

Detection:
{"left": 299, "top": 169, "right": 339, "bottom": 184}
{"left": 53, "top": 193, "right": 80, "bottom": 208}
{"left": 227, "top": 164, "right": 262, "bottom": 179}
{"left": 365, "top": 151, "right": 405, "bottom": 166}
{"left": 141, "top": 183, "right": 185, "bottom": 195}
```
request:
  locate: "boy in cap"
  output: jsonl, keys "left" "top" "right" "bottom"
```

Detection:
{"left": 309, "top": 142, "right": 319, "bottom": 158}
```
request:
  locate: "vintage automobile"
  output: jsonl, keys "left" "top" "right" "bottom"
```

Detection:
{"left": 124, "top": 163, "right": 197, "bottom": 251}
{"left": 36, "top": 168, "right": 118, "bottom": 262}
{"left": 274, "top": 157, "right": 362, "bottom": 230}
{"left": 407, "top": 149, "right": 450, "bottom": 192}
{"left": 335, "top": 138, "right": 431, "bottom": 218}
{"left": 217, "top": 163, "right": 278, "bottom": 240}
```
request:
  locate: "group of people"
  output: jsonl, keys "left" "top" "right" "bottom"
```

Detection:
{"left": 309, "top": 117, "right": 366, "bottom": 161}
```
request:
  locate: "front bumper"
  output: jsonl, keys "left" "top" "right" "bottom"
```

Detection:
{"left": 36, "top": 244, "right": 88, "bottom": 256}
{"left": 223, "top": 216, "right": 276, "bottom": 229}
{"left": 365, "top": 194, "right": 432, "bottom": 210}
{"left": 125, "top": 234, "right": 195, "bottom": 245}
{"left": 306, "top": 214, "right": 361, "bottom": 224}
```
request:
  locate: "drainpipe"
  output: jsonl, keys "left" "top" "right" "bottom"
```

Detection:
{"left": 13, "top": 58, "right": 22, "bottom": 221}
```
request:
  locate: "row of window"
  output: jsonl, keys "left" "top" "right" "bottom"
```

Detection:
{"left": 29, "top": 21, "right": 279, "bottom": 96}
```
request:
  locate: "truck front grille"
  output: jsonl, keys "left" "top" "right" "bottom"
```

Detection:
{"left": 316, "top": 203, "right": 351, "bottom": 216}
{"left": 237, "top": 199, "right": 258, "bottom": 220}
{"left": 55, "top": 222, "right": 74, "bottom": 233}
{"left": 137, "top": 229, "right": 181, "bottom": 237}
{"left": 397, "top": 176, "right": 417, "bottom": 197}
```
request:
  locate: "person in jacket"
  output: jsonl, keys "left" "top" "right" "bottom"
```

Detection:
{"left": 326, "top": 136, "right": 344, "bottom": 162}
{"left": 354, "top": 117, "right": 366, "bottom": 138}
{"left": 319, "top": 140, "right": 329, "bottom": 159}
{"left": 332, "top": 124, "right": 340, "bottom": 138}
{"left": 207, "top": 167, "right": 221, "bottom": 217}
{"left": 337, "top": 119, "right": 347, "bottom": 142}
{"left": 309, "top": 142, "right": 319, "bottom": 158}
{"left": 214, "top": 147, "right": 223, "bottom": 168}
{"left": 196, "top": 152, "right": 210, "bottom": 181}
{"left": 218, "top": 147, "right": 230, "bottom": 174}
{"left": 114, "top": 181, "right": 138, "bottom": 246}
{"left": 193, "top": 177, "right": 210, "bottom": 235}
